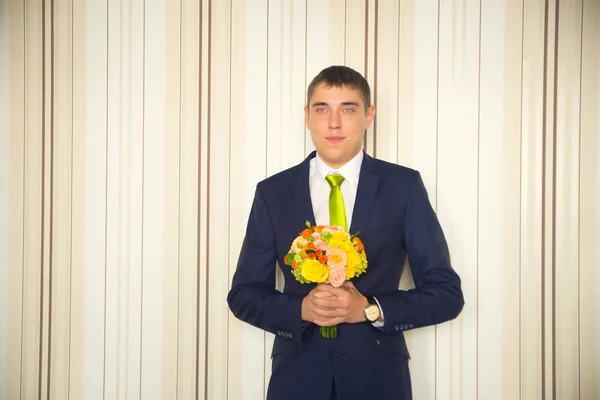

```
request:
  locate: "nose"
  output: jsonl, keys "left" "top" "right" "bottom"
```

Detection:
{"left": 328, "top": 111, "right": 341, "bottom": 129}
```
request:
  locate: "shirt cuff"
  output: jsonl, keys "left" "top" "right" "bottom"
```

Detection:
{"left": 371, "top": 296, "right": 385, "bottom": 328}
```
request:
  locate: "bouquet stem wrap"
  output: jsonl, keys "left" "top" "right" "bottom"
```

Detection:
{"left": 320, "top": 326, "right": 338, "bottom": 339}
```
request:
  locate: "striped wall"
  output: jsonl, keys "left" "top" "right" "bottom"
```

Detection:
{"left": 1, "top": 0, "right": 599, "bottom": 399}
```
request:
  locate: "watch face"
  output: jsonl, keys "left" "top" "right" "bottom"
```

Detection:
{"left": 365, "top": 304, "right": 380, "bottom": 322}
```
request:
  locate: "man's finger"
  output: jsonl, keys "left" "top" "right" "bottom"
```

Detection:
{"left": 342, "top": 281, "right": 355, "bottom": 289}
{"left": 312, "top": 290, "right": 337, "bottom": 299}
{"left": 312, "top": 298, "right": 339, "bottom": 310}
{"left": 311, "top": 307, "right": 340, "bottom": 319}
{"left": 317, "top": 285, "right": 348, "bottom": 297}
{"left": 314, "top": 317, "right": 345, "bottom": 327}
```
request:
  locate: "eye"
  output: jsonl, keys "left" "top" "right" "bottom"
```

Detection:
{"left": 343, "top": 108, "right": 355, "bottom": 113}
{"left": 315, "top": 108, "right": 327, "bottom": 113}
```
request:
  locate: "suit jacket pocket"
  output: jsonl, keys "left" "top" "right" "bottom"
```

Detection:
{"left": 372, "top": 333, "right": 411, "bottom": 359}
{"left": 271, "top": 336, "right": 299, "bottom": 359}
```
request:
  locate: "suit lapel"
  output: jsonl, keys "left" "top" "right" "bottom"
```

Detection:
{"left": 292, "top": 152, "right": 317, "bottom": 228}
{"left": 291, "top": 151, "right": 380, "bottom": 233}
{"left": 350, "top": 153, "right": 381, "bottom": 233}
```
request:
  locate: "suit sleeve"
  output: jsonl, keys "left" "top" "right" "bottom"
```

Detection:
{"left": 227, "top": 183, "right": 305, "bottom": 342}
{"left": 375, "top": 172, "right": 464, "bottom": 335}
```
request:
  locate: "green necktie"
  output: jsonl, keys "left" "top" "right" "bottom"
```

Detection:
{"left": 325, "top": 173, "right": 348, "bottom": 231}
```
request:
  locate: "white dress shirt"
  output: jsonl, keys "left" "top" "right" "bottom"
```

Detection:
{"left": 309, "top": 151, "right": 363, "bottom": 227}
{"left": 308, "top": 150, "right": 385, "bottom": 326}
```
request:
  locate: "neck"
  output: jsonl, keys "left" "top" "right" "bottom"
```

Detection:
{"left": 316, "top": 150, "right": 362, "bottom": 170}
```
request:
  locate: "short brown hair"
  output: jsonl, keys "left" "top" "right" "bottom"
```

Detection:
{"left": 306, "top": 66, "right": 371, "bottom": 111}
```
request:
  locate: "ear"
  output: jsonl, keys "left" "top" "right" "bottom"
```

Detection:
{"left": 365, "top": 105, "right": 376, "bottom": 129}
{"left": 304, "top": 106, "right": 309, "bottom": 125}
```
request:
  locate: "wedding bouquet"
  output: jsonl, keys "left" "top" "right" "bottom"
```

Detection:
{"left": 284, "top": 221, "right": 368, "bottom": 339}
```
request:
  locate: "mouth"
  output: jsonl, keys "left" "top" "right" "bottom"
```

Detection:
{"left": 325, "top": 136, "right": 345, "bottom": 144}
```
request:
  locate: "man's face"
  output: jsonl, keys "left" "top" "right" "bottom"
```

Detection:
{"left": 305, "top": 83, "right": 375, "bottom": 169}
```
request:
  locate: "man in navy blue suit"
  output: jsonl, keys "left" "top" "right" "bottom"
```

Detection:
{"left": 228, "top": 66, "right": 464, "bottom": 399}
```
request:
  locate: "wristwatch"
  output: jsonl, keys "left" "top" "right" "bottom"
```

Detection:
{"left": 364, "top": 296, "right": 381, "bottom": 322}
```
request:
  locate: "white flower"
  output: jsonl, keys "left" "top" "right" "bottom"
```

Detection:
{"left": 290, "top": 236, "right": 308, "bottom": 253}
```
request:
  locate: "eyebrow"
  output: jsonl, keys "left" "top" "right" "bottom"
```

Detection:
{"left": 311, "top": 101, "right": 361, "bottom": 108}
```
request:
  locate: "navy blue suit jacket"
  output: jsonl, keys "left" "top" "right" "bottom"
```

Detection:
{"left": 228, "top": 151, "right": 464, "bottom": 399}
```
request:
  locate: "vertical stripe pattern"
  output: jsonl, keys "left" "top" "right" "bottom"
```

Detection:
{"left": 0, "top": 1, "right": 598, "bottom": 399}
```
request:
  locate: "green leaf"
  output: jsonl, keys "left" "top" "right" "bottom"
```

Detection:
{"left": 284, "top": 253, "right": 295, "bottom": 265}
{"left": 350, "top": 230, "right": 361, "bottom": 239}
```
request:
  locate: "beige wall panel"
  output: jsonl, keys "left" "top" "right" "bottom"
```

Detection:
{"left": 396, "top": 0, "right": 438, "bottom": 186}
{"left": 305, "top": 0, "right": 345, "bottom": 79}
{"left": 81, "top": 0, "right": 109, "bottom": 397}
{"left": 266, "top": 0, "right": 307, "bottom": 177}
{"left": 364, "top": 0, "right": 376, "bottom": 156}
{"left": 554, "top": 0, "right": 583, "bottom": 398}
{"left": 3, "top": 2, "right": 24, "bottom": 399}
{"left": 344, "top": 1, "right": 366, "bottom": 73}
{"left": 126, "top": 0, "right": 146, "bottom": 397}
{"left": 207, "top": 0, "right": 231, "bottom": 398}
{"left": 140, "top": 0, "right": 168, "bottom": 396}
{"left": 579, "top": 0, "right": 600, "bottom": 397}
{"left": 542, "top": 1, "right": 557, "bottom": 397}
{"left": 328, "top": 0, "right": 345, "bottom": 68}
{"left": 104, "top": 0, "right": 124, "bottom": 397}
{"left": 478, "top": 1, "right": 523, "bottom": 399}
{"left": 520, "top": 1, "right": 546, "bottom": 398}
{"left": 228, "top": 1, "right": 269, "bottom": 398}
{"left": 68, "top": 0, "right": 87, "bottom": 397}
{"left": 373, "top": 0, "right": 398, "bottom": 163}
{"left": 49, "top": 0, "right": 74, "bottom": 396}
{"left": 305, "top": 0, "right": 346, "bottom": 155}
{"left": 114, "top": 1, "right": 145, "bottom": 398}
{"left": 227, "top": 2, "right": 248, "bottom": 395}
{"left": 178, "top": 0, "right": 201, "bottom": 397}
{"left": 0, "top": 0, "right": 10, "bottom": 392}
{"left": 21, "top": 0, "right": 45, "bottom": 397}
{"left": 198, "top": 0, "right": 211, "bottom": 396}
{"left": 436, "top": 1, "right": 480, "bottom": 398}
{"left": 103, "top": 0, "right": 146, "bottom": 398}
{"left": 40, "top": 0, "right": 53, "bottom": 395}
{"left": 163, "top": 1, "right": 181, "bottom": 397}
{"left": 395, "top": 1, "right": 439, "bottom": 398}
{"left": 3, "top": 1, "right": 24, "bottom": 398}
{"left": 264, "top": 0, "right": 307, "bottom": 391}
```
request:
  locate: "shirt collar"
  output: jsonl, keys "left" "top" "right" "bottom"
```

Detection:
{"left": 315, "top": 150, "right": 363, "bottom": 187}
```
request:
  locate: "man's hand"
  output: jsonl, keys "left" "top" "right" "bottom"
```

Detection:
{"left": 301, "top": 281, "right": 368, "bottom": 326}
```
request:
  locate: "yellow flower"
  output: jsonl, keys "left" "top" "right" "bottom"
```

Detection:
{"left": 345, "top": 265, "right": 356, "bottom": 279}
{"left": 346, "top": 249, "right": 361, "bottom": 269}
{"left": 328, "top": 238, "right": 351, "bottom": 252}
{"left": 301, "top": 259, "right": 329, "bottom": 283}
{"left": 332, "top": 231, "right": 350, "bottom": 242}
